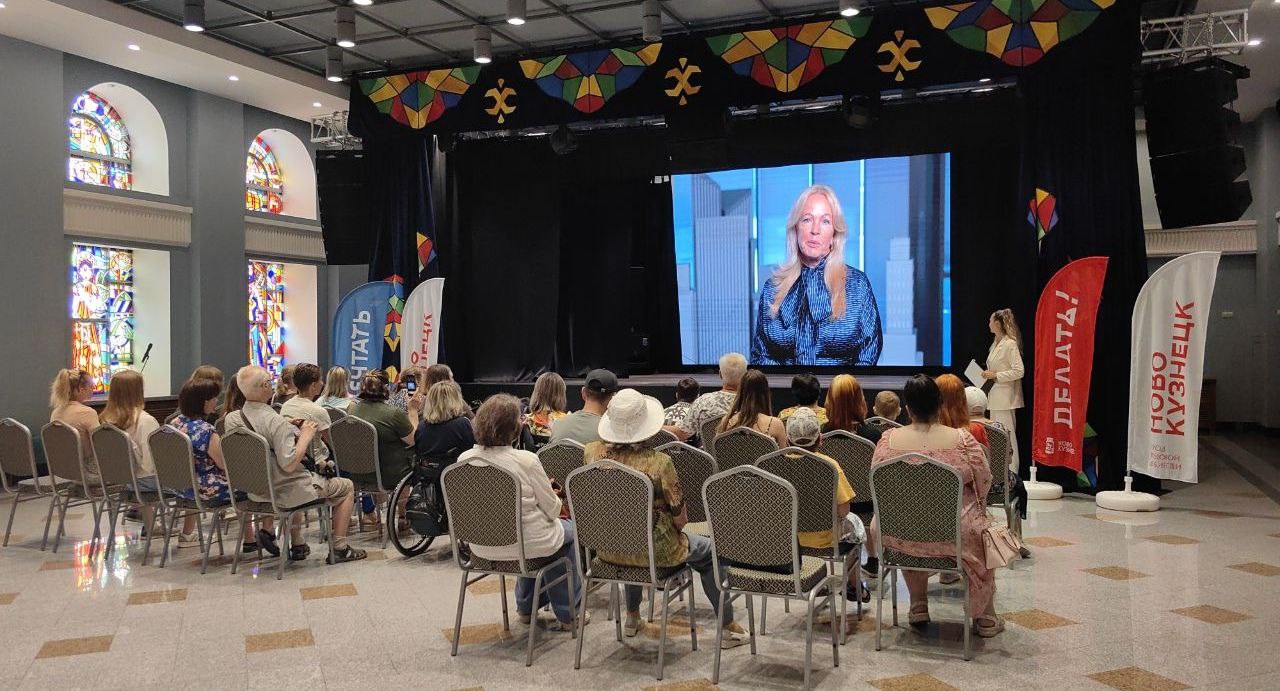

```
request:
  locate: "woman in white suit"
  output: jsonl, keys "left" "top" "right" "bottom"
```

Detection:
{"left": 982, "top": 308, "right": 1024, "bottom": 472}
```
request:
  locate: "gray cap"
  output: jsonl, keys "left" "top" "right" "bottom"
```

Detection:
{"left": 785, "top": 407, "right": 822, "bottom": 447}
{"left": 584, "top": 368, "right": 619, "bottom": 395}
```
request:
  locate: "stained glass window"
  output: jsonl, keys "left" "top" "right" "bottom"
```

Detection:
{"left": 68, "top": 92, "right": 132, "bottom": 190}
{"left": 246, "top": 136, "right": 284, "bottom": 214}
{"left": 71, "top": 244, "right": 134, "bottom": 394}
{"left": 248, "top": 261, "right": 286, "bottom": 380}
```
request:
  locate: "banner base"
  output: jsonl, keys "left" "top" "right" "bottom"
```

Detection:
{"left": 1096, "top": 476, "right": 1159, "bottom": 512}
{"left": 1025, "top": 466, "right": 1064, "bottom": 500}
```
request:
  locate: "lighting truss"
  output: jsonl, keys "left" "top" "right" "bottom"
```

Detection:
{"left": 1141, "top": 9, "right": 1250, "bottom": 64}
{"left": 310, "top": 111, "right": 361, "bottom": 149}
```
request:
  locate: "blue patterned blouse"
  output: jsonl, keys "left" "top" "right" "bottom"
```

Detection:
{"left": 752, "top": 258, "right": 883, "bottom": 366}
{"left": 173, "top": 415, "right": 231, "bottom": 501}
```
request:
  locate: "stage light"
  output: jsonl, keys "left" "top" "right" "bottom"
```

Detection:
{"left": 326, "top": 46, "right": 344, "bottom": 82}
{"left": 550, "top": 124, "right": 578, "bottom": 155}
{"left": 474, "top": 24, "right": 492, "bottom": 64}
{"left": 1247, "top": 37, "right": 1262, "bottom": 47}
{"left": 839, "top": 0, "right": 861, "bottom": 17}
{"left": 183, "top": 0, "right": 205, "bottom": 32}
{"left": 336, "top": 6, "right": 357, "bottom": 48}
{"left": 642, "top": 0, "right": 661, "bottom": 43}
{"left": 507, "top": 0, "right": 526, "bottom": 26}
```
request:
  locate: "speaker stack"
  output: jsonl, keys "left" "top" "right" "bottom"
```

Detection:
{"left": 1142, "top": 58, "right": 1252, "bottom": 229}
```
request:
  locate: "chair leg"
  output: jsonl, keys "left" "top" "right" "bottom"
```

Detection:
{"left": 744, "top": 594, "right": 757, "bottom": 655}
{"left": 612, "top": 583, "right": 623, "bottom": 642}
{"left": 214, "top": 512, "right": 225, "bottom": 557}
{"left": 499, "top": 575, "right": 510, "bottom": 632}
{"left": 656, "top": 585, "right": 673, "bottom": 680}
{"left": 40, "top": 493, "right": 59, "bottom": 551}
{"left": 3, "top": 493, "right": 20, "bottom": 546}
{"left": 52, "top": 493, "right": 71, "bottom": 553}
{"left": 160, "top": 505, "right": 180, "bottom": 568}
{"left": 277, "top": 513, "right": 289, "bottom": 581}
{"left": 141, "top": 504, "right": 160, "bottom": 566}
{"left": 875, "top": 568, "right": 885, "bottom": 651}
{"left": 686, "top": 575, "right": 698, "bottom": 651}
{"left": 231, "top": 514, "right": 246, "bottom": 575}
{"left": 606, "top": 583, "right": 616, "bottom": 621}
{"left": 526, "top": 568, "right": 547, "bottom": 667}
{"left": 891, "top": 569, "right": 899, "bottom": 627}
{"left": 803, "top": 595, "right": 816, "bottom": 691}
{"left": 200, "top": 513, "right": 217, "bottom": 575}
{"left": 574, "top": 577, "right": 591, "bottom": 670}
{"left": 647, "top": 585, "right": 655, "bottom": 622}
{"left": 451, "top": 571, "right": 468, "bottom": 656}
{"left": 963, "top": 579, "right": 972, "bottom": 661}
{"left": 760, "top": 596, "right": 768, "bottom": 636}
{"left": 712, "top": 590, "right": 726, "bottom": 685}
{"left": 829, "top": 583, "right": 840, "bottom": 668}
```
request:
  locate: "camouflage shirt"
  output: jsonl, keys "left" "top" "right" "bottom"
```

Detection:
{"left": 583, "top": 442, "right": 689, "bottom": 567}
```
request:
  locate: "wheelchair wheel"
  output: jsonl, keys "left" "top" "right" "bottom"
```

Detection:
{"left": 387, "top": 472, "right": 438, "bottom": 557}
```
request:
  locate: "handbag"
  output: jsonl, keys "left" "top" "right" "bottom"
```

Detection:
{"left": 983, "top": 522, "right": 1022, "bottom": 569}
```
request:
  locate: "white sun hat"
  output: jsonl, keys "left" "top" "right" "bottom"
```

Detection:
{"left": 598, "top": 388, "right": 664, "bottom": 444}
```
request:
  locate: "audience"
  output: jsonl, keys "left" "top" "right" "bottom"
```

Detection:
{"left": 389, "top": 367, "right": 422, "bottom": 415}
{"left": 584, "top": 389, "right": 746, "bottom": 647}
{"left": 717, "top": 369, "right": 788, "bottom": 447}
{"left": 670, "top": 352, "right": 744, "bottom": 442}
{"left": 458, "top": 394, "right": 583, "bottom": 630}
{"left": 221, "top": 378, "right": 246, "bottom": 421}
{"left": 272, "top": 365, "right": 297, "bottom": 406}
{"left": 49, "top": 368, "right": 101, "bottom": 485}
{"left": 415, "top": 380, "right": 475, "bottom": 460}
{"left": 937, "top": 374, "right": 989, "bottom": 447}
{"left": 822, "top": 373, "right": 882, "bottom": 443}
{"left": 873, "top": 390, "right": 903, "bottom": 423}
{"left": 280, "top": 364, "right": 337, "bottom": 481}
{"left": 662, "top": 377, "right": 700, "bottom": 428}
{"left": 350, "top": 370, "right": 423, "bottom": 489}
{"left": 548, "top": 368, "right": 617, "bottom": 445}
{"left": 525, "top": 372, "right": 568, "bottom": 443}
{"left": 870, "top": 374, "right": 1000, "bottom": 636}
{"left": 423, "top": 363, "right": 455, "bottom": 391}
{"left": 779, "top": 373, "right": 828, "bottom": 425}
{"left": 225, "top": 365, "right": 365, "bottom": 563}
{"left": 97, "top": 369, "right": 162, "bottom": 534}
{"left": 167, "top": 365, "right": 226, "bottom": 425}
{"left": 316, "top": 366, "right": 354, "bottom": 411}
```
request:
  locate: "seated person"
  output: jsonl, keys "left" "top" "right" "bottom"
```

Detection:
{"left": 716, "top": 369, "right": 788, "bottom": 447}
{"left": 937, "top": 374, "right": 989, "bottom": 448}
{"left": 225, "top": 365, "right": 365, "bottom": 563}
{"left": 458, "top": 394, "right": 583, "bottom": 630}
{"left": 872, "top": 390, "right": 904, "bottom": 424}
{"left": 525, "top": 372, "right": 568, "bottom": 444}
{"left": 662, "top": 377, "right": 700, "bottom": 430}
{"left": 415, "top": 380, "right": 475, "bottom": 460}
{"left": 779, "top": 373, "right": 828, "bottom": 425}
{"left": 349, "top": 370, "right": 423, "bottom": 489}
{"left": 669, "top": 352, "right": 744, "bottom": 442}
{"left": 585, "top": 389, "right": 748, "bottom": 648}
{"left": 547, "top": 369, "right": 617, "bottom": 446}
{"left": 822, "top": 373, "right": 882, "bottom": 443}
{"left": 280, "top": 364, "right": 336, "bottom": 477}
{"left": 97, "top": 369, "right": 161, "bottom": 531}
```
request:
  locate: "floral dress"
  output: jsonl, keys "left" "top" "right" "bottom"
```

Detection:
{"left": 173, "top": 415, "right": 232, "bottom": 502}
{"left": 526, "top": 409, "right": 566, "bottom": 440}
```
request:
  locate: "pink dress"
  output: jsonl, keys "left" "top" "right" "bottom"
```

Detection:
{"left": 871, "top": 427, "right": 995, "bottom": 615}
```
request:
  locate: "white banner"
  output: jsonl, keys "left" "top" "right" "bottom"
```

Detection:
{"left": 401, "top": 278, "right": 445, "bottom": 372}
{"left": 1126, "top": 251, "right": 1219, "bottom": 483}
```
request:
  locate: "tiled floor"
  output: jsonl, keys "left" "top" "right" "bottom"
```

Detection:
{"left": 2, "top": 432, "right": 1279, "bottom": 690}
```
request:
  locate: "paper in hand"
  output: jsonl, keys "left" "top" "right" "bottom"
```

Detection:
{"left": 964, "top": 359, "right": 986, "bottom": 388}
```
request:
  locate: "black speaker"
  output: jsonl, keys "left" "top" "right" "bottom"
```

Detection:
{"left": 1143, "top": 59, "right": 1251, "bottom": 229}
{"left": 316, "top": 150, "right": 371, "bottom": 265}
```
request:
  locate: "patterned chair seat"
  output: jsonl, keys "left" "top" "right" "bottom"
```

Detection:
{"left": 684, "top": 520, "right": 709, "bottom": 537}
{"left": 590, "top": 557, "right": 684, "bottom": 584}
{"left": 470, "top": 554, "right": 560, "bottom": 574}
{"left": 15, "top": 477, "right": 71, "bottom": 493}
{"left": 883, "top": 548, "right": 957, "bottom": 570}
{"left": 726, "top": 556, "right": 827, "bottom": 595}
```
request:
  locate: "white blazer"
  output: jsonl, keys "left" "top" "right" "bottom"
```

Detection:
{"left": 986, "top": 337, "right": 1025, "bottom": 410}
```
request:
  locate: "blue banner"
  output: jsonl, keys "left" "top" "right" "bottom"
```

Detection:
{"left": 330, "top": 281, "right": 395, "bottom": 395}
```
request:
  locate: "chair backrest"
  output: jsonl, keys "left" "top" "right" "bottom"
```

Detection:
{"left": 220, "top": 428, "right": 277, "bottom": 507}
{"left": 566, "top": 461, "right": 658, "bottom": 579}
{"left": 863, "top": 416, "right": 902, "bottom": 435}
{"left": 41, "top": 421, "right": 87, "bottom": 485}
{"left": 214, "top": 416, "right": 227, "bottom": 436}
{"left": 870, "top": 453, "right": 962, "bottom": 557}
{"left": 329, "top": 415, "right": 383, "bottom": 487}
{"left": 756, "top": 448, "right": 838, "bottom": 535}
{"left": 657, "top": 441, "right": 717, "bottom": 522}
{"left": 820, "top": 430, "right": 875, "bottom": 503}
{"left": 90, "top": 424, "right": 139, "bottom": 494}
{"left": 0, "top": 418, "right": 40, "bottom": 493}
{"left": 703, "top": 466, "right": 802, "bottom": 592}
{"left": 713, "top": 426, "right": 779, "bottom": 470}
{"left": 326, "top": 407, "right": 346, "bottom": 423}
{"left": 537, "top": 439, "right": 585, "bottom": 484}
{"left": 440, "top": 460, "right": 525, "bottom": 569}
{"left": 147, "top": 425, "right": 202, "bottom": 506}
{"left": 699, "top": 416, "right": 722, "bottom": 450}
{"left": 636, "top": 428, "right": 677, "bottom": 450}
{"left": 979, "top": 421, "right": 1011, "bottom": 485}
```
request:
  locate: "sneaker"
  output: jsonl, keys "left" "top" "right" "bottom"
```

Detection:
{"left": 327, "top": 544, "right": 368, "bottom": 564}
{"left": 176, "top": 532, "right": 201, "bottom": 549}
{"left": 257, "top": 528, "right": 280, "bottom": 557}
{"left": 623, "top": 613, "right": 644, "bottom": 638}
{"left": 550, "top": 610, "right": 590, "bottom": 631}
{"left": 720, "top": 622, "right": 749, "bottom": 649}
{"left": 289, "top": 544, "right": 311, "bottom": 561}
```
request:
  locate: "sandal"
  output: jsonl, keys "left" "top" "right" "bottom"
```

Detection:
{"left": 289, "top": 544, "right": 311, "bottom": 561}
{"left": 327, "top": 544, "right": 368, "bottom": 564}
{"left": 908, "top": 601, "right": 930, "bottom": 627}
{"left": 975, "top": 615, "right": 1005, "bottom": 637}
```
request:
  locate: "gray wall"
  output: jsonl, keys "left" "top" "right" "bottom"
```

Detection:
{"left": 1248, "top": 111, "right": 1280, "bottom": 429}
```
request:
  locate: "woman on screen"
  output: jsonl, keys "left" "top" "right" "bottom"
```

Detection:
{"left": 752, "top": 184, "right": 883, "bottom": 366}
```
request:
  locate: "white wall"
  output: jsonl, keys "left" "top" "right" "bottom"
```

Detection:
{"left": 87, "top": 81, "right": 169, "bottom": 197}
{"left": 281, "top": 261, "right": 317, "bottom": 367}
{"left": 130, "top": 246, "right": 171, "bottom": 396}
{"left": 254, "top": 128, "right": 316, "bottom": 220}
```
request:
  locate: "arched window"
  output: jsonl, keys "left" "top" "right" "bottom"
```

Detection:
{"left": 248, "top": 260, "right": 286, "bottom": 380}
{"left": 68, "top": 91, "right": 132, "bottom": 190}
{"left": 246, "top": 136, "right": 285, "bottom": 214}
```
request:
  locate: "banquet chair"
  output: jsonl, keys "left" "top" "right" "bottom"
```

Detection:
{"left": 147, "top": 425, "right": 228, "bottom": 573}
{"left": 40, "top": 421, "right": 109, "bottom": 553}
{"left": 325, "top": 408, "right": 347, "bottom": 424}
{"left": 703, "top": 466, "right": 841, "bottom": 690}
{"left": 536, "top": 439, "right": 585, "bottom": 486}
{"left": 756, "top": 448, "right": 862, "bottom": 642}
{"left": 566, "top": 461, "right": 697, "bottom": 680}
{"left": 636, "top": 428, "right": 677, "bottom": 450}
{"left": 821, "top": 430, "right": 876, "bottom": 523}
{"left": 870, "top": 453, "right": 972, "bottom": 660}
{"left": 440, "top": 460, "right": 574, "bottom": 667}
{"left": 979, "top": 421, "right": 1021, "bottom": 535}
{"left": 699, "top": 417, "right": 722, "bottom": 451}
{"left": 712, "top": 426, "right": 778, "bottom": 470}
{"left": 1, "top": 418, "right": 64, "bottom": 548}
{"left": 92, "top": 424, "right": 168, "bottom": 565}
{"left": 221, "top": 428, "right": 334, "bottom": 580}
{"left": 329, "top": 415, "right": 390, "bottom": 546}
{"left": 862, "top": 416, "right": 901, "bottom": 436}
{"left": 657, "top": 441, "right": 717, "bottom": 534}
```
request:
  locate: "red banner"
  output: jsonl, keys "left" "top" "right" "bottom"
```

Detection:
{"left": 1032, "top": 257, "right": 1108, "bottom": 471}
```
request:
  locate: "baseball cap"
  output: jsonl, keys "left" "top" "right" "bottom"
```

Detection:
{"left": 964, "top": 386, "right": 988, "bottom": 415}
{"left": 584, "top": 368, "right": 619, "bottom": 395}
{"left": 785, "top": 407, "right": 822, "bottom": 447}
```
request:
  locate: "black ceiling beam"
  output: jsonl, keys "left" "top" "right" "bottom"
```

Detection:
{"left": 422, "top": 0, "right": 533, "bottom": 51}
{"left": 210, "top": 0, "right": 386, "bottom": 68}
{"left": 538, "top": 0, "right": 611, "bottom": 43}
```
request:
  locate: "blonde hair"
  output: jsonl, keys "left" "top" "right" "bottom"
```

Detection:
{"left": 424, "top": 380, "right": 471, "bottom": 424}
{"left": 321, "top": 366, "right": 350, "bottom": 400}
{"left": 99, "top": 369, "right": 145, "bottom": 431}
{"left": 991, "top": 308, "right": 1023, "bottom": 352}
{"left": 826, "top": 374, "right": 867, "bottom": 431}
{"left": 873, "top": 390, "right": 901, "bottom": 420}
{"left": 529, "top": 372, "right": 567, "bottom": 414}
{"left": 190, "top": 365, "right": 224, "bottom": 386}
{"left": 768, "top": 185, "right": 850, "bottom": 320}
{"left": 50, "top": 369, "right": 92, "bottom": 408}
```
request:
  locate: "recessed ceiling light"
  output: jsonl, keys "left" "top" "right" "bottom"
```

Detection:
{"left": 127, "top": 44, "right": 141, "bottom": 51}
{"left": 978, "top": 77, "right": 991, "bottom": 83}
{"left": 1247, "top": 37, "right": 1262, "bottom": 46}
{"left": 313, "top": 102, "right": 323, "bottom": 108}
{"left": 507, "top": 0, "right": 526, "bottom": 25}
{"left": 228, "top": 75, "right": 240, "bottom": 81}
{"left": 353, "top": 0, "right": 372, "bottom": 5}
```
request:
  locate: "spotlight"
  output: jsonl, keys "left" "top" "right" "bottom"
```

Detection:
{"left": 642, "top": 0, "right": 661, "bottom": 43}
{"left": 326, "top": 46, "right": 344, "bottom": 82}
{"left": 313, "top": 102, "right": 323, "bottom": 108}
{"left": 183, "top": 0, "right": 205, "bottom": 32}
{"left": 839, "top": 0, "right": 861, "bottom": 17}
{"left": 842, "top": 94, "right": 879, "bottom": 129}
{"left": 550, "top": 124, "right": 578, "bottom": 155}
{"left": 336, "top": 6, "right": 357, "bottom": 48}
{"left": 473, "top": 25, "right": 492, "bottom": 64}
{"left": 228, "top": 75, "right": 239, "bottom": 81}
{"left": 127, "top": 43, "right": 141, "bottom": 51}
{"left": 1247, "top": 37, "right": 1262, "bottom": 47}
{"left": 978, "top": 77, "right": 991, "bottom": 83}
{"left": 507, "top": 0, "right": 526, "bottom": 26}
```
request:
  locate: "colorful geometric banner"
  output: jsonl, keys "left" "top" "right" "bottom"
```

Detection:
{"left": 519, "top": 45, "right": 663, "bottom": 113}
{"left": 330, "top": 281, "right": 395, "bottom": 395}
{"left": 925, "top": 0, "right": 1115, "bottom": 67}
{"left": 359, "top": 67, "right": 481, "bottom": 129}
{"left": 707, "top": 18, "right": 870, "bottom": 93}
